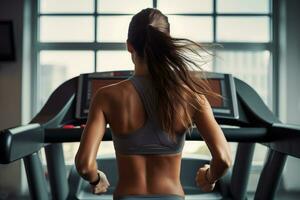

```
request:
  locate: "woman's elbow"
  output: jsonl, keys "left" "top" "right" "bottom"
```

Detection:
{"left": 221, "top": 155, "right": 232, "bottom": 169}
{"left": 214, "top": 148, "right": 232, "bottom": 169}
{"left": 75, "top": 154, "right": 93, "bottom": 176}
{"left": 218, "top": 152, "right": 232, "bottom": 169}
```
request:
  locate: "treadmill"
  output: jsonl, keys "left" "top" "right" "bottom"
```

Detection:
{"left": 1, "top": 70, "right": 300, "bottom": 200}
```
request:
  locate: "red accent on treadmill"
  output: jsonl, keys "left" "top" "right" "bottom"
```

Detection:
{"left": 63, "top": 125, "right": 75, "bottom": 129}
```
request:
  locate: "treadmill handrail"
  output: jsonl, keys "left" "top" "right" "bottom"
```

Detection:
{"left": 0, "top": 123, "right": 43, "bottom": 164}
{"left": 263, "top": 122, "right": 300, "bottom": 159}
{"left": 234, "top": 78, "right": 281, "bottom": 125}
{"left": 43, "top": 127, "right": 268, "bottom": 143}
{"left": 31, "top": 77, "right": 78, "bottom": 128}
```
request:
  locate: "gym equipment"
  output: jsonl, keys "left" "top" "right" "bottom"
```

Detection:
{"left": 1, "top": 70, "right": 299, "bottom": 200}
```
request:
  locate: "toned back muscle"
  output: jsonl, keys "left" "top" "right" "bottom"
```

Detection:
{"left": 101, "top": 79, "right": 192, "bottom": 196}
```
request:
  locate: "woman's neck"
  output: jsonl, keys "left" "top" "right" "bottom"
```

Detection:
{"left": 133, "top": 62, "right": 150, "bottom": 76}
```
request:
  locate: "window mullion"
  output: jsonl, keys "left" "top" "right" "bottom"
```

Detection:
{"left": 213, "top": 0, "right": 217, "bottom": 43}
{"left": 153, "top": 0, "right": 157, "bottom": 8}
{"left": 94, "top": 0, "right": 97, "bottom": 72}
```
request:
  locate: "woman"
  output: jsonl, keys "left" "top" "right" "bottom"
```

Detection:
{"left": 75, "top": 8, "right": 232, "bottom": 200}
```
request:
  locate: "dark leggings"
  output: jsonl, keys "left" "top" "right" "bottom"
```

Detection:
{"left": 113, "top": 194, "right": 185, "bottom": 200}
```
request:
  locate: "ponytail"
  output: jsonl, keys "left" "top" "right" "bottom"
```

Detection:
{"left": 144, "top": 24, "right": 215, "bottom": 141}
{"left": 128, "top": 8, "right": 217, "bottom": 141}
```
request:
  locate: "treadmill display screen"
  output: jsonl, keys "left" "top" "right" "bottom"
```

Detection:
{"left": 90, "top": 79, "right": 224, "bottom": 107}
{"left": 76, "top": 71, "right": 238, "bottom": 119}
{"left": 206, "top": 79, "right": 223, "bottom": 108}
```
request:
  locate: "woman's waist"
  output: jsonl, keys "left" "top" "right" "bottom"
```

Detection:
{"left": 113, "top": 194, "right": 185, "bottom": 200}
{"left": 114, "top": 177, "right": 184, "bottom": 198}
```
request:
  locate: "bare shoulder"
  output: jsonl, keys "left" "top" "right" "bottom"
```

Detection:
{"left": 93, "top": 79, "right": 131, "bottom": 104}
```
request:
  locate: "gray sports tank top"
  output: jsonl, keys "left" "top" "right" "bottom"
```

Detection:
{"left": 111, "top": 75, "right": 187, "bottom": 155}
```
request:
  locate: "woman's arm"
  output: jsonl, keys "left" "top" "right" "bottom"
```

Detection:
{"left": 193, "top": 95, "right": 232, "bottom": 184}
{"left": 75, "top": 89, "right": 107, "bottom": 183}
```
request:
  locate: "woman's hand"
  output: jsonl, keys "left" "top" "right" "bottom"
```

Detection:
{"left": 91, "top": 170, "right": 110, "bottom": 194}
{"left": 195, "top": 164, "right": 216, "bottom": 192}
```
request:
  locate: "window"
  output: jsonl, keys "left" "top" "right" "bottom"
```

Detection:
{"left": 35, "top": 0, "right": 273, "bottom": 108}
{"left": 35, "top": 0, "right": 273, "bottom": 191}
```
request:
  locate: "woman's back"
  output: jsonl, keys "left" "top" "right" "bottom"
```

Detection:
{"left": 75, "top": 8, "right": 232, "bottom": 200}
{"left": 101, "top": 76, "right": 192, "bottom": 198}
{"left": 104, "top": 77, "right": 189, "bottom": 139}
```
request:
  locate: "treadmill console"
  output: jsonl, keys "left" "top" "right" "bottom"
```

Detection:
{"left": 76, "top": 71, "right": 238, "bottom": 120}
{"left": 205, "top": 73, "right": 239, "bottom": 120}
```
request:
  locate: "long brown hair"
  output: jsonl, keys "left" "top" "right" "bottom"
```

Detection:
{"left": 128, "top": 8, "right": 217, "bottom": 141}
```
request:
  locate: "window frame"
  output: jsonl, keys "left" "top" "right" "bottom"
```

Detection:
{"left": 32, "top": 0, "right": 276, "bottom": 115}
